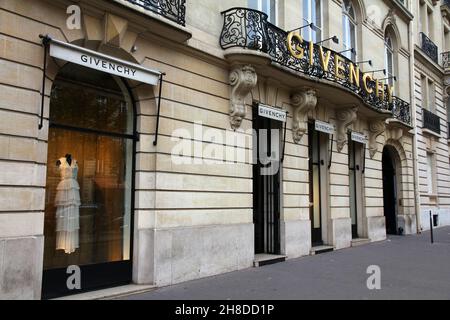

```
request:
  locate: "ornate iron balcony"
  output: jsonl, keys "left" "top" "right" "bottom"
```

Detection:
{"left": 220, "top": 7, "right": 412, "bottom": 125}
{"left": 220, "top": 8, "right": 271, "bottom": 52}
{"left": 423, "top": 109, "right": 441, "bottom": 135}
{"left": 420, "top": 32, "right": 438, "bottom": 64}
{"left": 443, "top": 51, "right": 450, "bottom": 69}
{"left": 392, "top": 97, "right": 412, "bottom": 125}
{"left": 125, "top": 0, "right": 186, "bottom": 26}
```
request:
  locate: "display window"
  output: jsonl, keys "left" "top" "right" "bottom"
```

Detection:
{"left": 42, "top": 63, "right": 135, "bottom": 298}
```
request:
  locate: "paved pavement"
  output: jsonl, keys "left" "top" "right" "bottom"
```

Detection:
{"left": 119, "top": 227, "right": 450, "bottom": 300}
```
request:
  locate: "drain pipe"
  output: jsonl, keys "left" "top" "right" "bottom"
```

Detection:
{"left": 409, "top": 18, "right": 422, "bottom": 234}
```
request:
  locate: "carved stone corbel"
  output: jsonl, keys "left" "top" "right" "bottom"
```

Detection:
{"left": 229, "top": 65, "right": 257, "bottom": 130}
{"left": 443, "top": 76, "right": 450, "bottom": 104}
{"left": 291, "top": 87, "right": 318, "bottom": 144}
{"left": 387, "top": 127, "right": 403, "bottom": 142}
{"left": 368, "top": 120, "right": 386, "bottom": 159}
{"left": 335, "top": 106, "right": 358, "bottom": 152}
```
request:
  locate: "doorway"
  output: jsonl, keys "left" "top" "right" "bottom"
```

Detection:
{"left": 253, "top": 105, "right": 281, "bottom": 255}
{"left": 42, "top": 63, "right": 136, "bottom": 299}
{"left": 382, "top": 146, "right": 398, "bottom": 235}
{"left": 348, "top": 136, "right": 364, "bottom": 239}
{"left": 308, "top": 123, "right": 330, "bottom": 246}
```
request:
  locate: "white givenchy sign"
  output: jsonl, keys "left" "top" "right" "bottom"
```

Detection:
{"left": 351, "top": 132, "right": 367, "bottom": 144}
{"left": 315, "top": 120, "right": 335, "bottom": 135}
{"left": 49, "top": 39, "right": 161, "bottom": 85}
{"left": 258, "top": 104, "right": 287, "bottom": 122}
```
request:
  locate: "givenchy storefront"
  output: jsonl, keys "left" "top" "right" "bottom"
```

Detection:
{"left": 0, "top": 1, "right": 418, "bottom": 300}
{"left": 39, "top": 38, "right": 161, "bottom": 298}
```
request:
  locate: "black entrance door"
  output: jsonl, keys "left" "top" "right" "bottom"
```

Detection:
{"left": 253, "top": 105, "right": 281, "bottom": 255}
{"left": 382, "top": 147, "right": 398, "bottom": 235}
{"left": 349, "top": 137, "right": 363, "bottom": 239}
{"left": 309, "top": 123, "right": 323, "bottom": 246}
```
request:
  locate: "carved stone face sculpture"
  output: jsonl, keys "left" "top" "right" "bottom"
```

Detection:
{"left": 243, "top": 66, "right": 256, "bottom": 87}
{"left": 304, "top": 88, "right": 318, "bottom": 107}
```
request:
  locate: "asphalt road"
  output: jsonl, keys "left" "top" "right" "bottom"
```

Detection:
{"left": 119, "top": 227, "right": 450, "bottom": 300}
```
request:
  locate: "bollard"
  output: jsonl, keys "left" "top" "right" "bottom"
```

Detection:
{"left": 429, "top": 210, "right": 434, "bottom": 244}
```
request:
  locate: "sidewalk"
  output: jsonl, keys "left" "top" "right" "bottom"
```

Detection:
{"left": 118, "top": 227, "right": 450, "bottom": 300}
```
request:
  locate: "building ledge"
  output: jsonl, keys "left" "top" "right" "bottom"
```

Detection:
{"left": 422, "top": 128, "right": 441, "bottom": 138}
{"left": 112, "top": 0, "right": 191, "bottom": 43}
{"left": 385, "top": 0, "right": 414, "bottom": 21}
{"left": 386, "top": 118, "right": 414, "bottom": 132}
{"left": 67, "top": 0, "right": 193, "bottom": 43}
{"left": 415, "top": 45, "right": 444, "bottom": 75}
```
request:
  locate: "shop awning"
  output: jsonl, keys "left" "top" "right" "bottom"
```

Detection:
{"left": 38, "top": 35, "right": 165, "bottom": 146}
{"left": 47, "top": 37, "right": 161, "bottom": 85}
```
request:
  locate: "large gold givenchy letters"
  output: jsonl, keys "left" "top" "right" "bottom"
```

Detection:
{"left": 287, "top": 32, "right": 395, "bottom": 104}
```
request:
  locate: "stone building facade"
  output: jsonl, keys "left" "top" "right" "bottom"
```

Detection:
{"left": 0, "top": 0, "right": 417, "bottom": 299}
{"left": 412, "top": 0, "right": 450, "bottom": 231}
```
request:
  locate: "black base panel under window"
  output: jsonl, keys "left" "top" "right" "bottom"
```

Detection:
{"left": 41, "top": 260, "right": 132, "bottom": 300}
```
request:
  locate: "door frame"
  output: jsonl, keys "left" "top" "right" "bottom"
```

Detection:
{"left": 308, "top": 121, "right": 331, "bottom": 246}
{"left": 348, "top": 134, "right": 366, "bottom": 239}
{"left": 252, "top": 103, "right": 282, "bottom": 255}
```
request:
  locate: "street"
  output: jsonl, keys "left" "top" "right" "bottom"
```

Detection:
{"left": 119, "top": 227, "right": 450, "bottom": 300}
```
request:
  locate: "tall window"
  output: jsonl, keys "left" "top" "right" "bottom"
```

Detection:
{"left": 428, "top": 79, "right": 436, "bottom": 112}
{"left": 43, "top": 63, "right": 135, "bottom": 297}
{"left": 342, "top": 0, "right": 357, "bottom": 61}
{"left": 302, "top": 0, "right": 321, "bottom": 42}
{"left": 421, "top": 75, "right": 436, "bottom": 112}
{"left": 419, "top": 1, "right": 434, "bottom": 39}
{"left": 249, "top": 0, "right": 277, "bottom": 24}
{"left": 384, "top": 33, "right": 395, "bottom": 87}
{"left": 426, "top": 153, "right": 435, "bottom": 195}
{"left": 444, "top": 25, "right": 450, "bottom": 52}
{"left": 421, "top": 75, "right": 428, "bottom": 110}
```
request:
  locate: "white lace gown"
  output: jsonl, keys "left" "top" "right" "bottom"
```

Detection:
{"left": 55, "top": 157, "right": 81, "bottom": 254}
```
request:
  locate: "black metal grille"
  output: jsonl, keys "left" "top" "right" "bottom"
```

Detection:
{"left": 220, "top": 7, "right": 411, "bottom": 125}
{"left": 420, "top": 32, "right": 438, "bottom": 63}
{"left": 423, "top": 109, "right": 441, "bottom": 135}
{"left": 125, "top": 0, "right": 186, "bottom": 26}
{"left": 392, "top": 97, "right": 412, "bottom": 125}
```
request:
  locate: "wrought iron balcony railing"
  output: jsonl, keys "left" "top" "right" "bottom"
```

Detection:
{"left": 420, "top": 32, "right": 439, "bottom": 64}
{"left": 391, "top": 97, "right": 412, "bottom": 125}
{"left": 220, "top": 7, "right": 411, "bottom": 125}
{"left": 423, "top": 108, "right": 441, "bottom": 135}
{"left": 125, "top": 0, "right": 186, "bottom": 26}
{"left": 443, "top": 51, "right": 450, "bottom": 69}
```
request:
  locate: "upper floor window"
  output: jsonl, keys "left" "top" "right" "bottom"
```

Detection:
{"left": 302, "top": 0, "right": 322, "bottom": 42}
{"left": 342, "top": 0, "right": 357, "bottom": 61}
{"left": 419, "top": 1, "right": 434, "bottom": 39}
{"left": 384, "top": 34, "right": 395, "bottom": 87}
{"left": 421, "top": 74, "right": 436, "bottom": 112}
{"left": 249, "top": 0, "right": 277, "bottom": 24}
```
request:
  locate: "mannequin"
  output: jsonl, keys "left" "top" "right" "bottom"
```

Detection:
{"left": 54, "top": 154, "right": 80, "bottom": 254}
{"left": 56, "top": 154, "right": 72, "bottom": 167}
